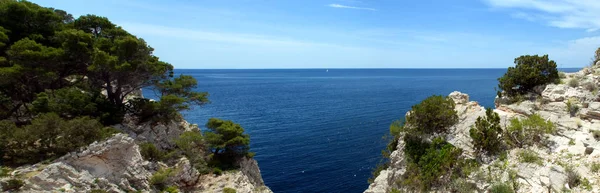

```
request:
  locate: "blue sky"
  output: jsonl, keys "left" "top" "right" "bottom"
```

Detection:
{"left": 34, "top": 0, "right": 600, "bottom": 69}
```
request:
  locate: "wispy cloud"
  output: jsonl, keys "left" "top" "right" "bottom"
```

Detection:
{"left": 484, "top": 0, "right": 600, "bottom": 31}
{"left": 328, "top": 4, "right": 376, "bottom": 11}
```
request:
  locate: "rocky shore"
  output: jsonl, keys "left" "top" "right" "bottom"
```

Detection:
{"left": 366, "top": 65, "right": 600, "bottom": 193}
{"left": 1, "top": 117, "right": 272, "bottom": 193}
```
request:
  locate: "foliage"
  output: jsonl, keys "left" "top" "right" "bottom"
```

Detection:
{"left": 489, "top": 183, "right": 514, "bottom": 193}
{"left": 581, "top": 178, "right": 592, "bottom": 191}
{"left": 90, "top": 190, "right": 108, "bottom": 193}
{"left": 213, "top": 167, "right": 223, "bottom": 175}
{"left": 591, "top": 162, "right": 600, "bottom": 173}
{"left": 450, "top": 178, "right": 477, "bottom": 193}
{"left": 592, "top": 130, "right": 600, "bottom": 140}
{"left": 405, "top": 95, "right": 458, "bottom": 134}
{"left": 140, "top": 142, "right": 164, "bottom": 161}
{"left": 174, "top": 131, "right": 210, "bottom": 173}
{"left": 401, "top": 137, "right": 463, "bottom": 191}
{"left": 558, "top": 72, "right": 567, "bottom": 79}
{"left": 469, "top": 108, "right": 504, "bottom": 156}
{"left": 0, "top": 0, "right": 209, "bottom": 168}
{"left": 505, "top": 114, "right": 556, "bottom": 148}
{"left": 150, "top": 168, "right": 175, "bottom": 191}
{"left": 568, "top": 78, "right": 579, "bottom": 88}
{"left": 163, "top": 186, "right": 179, "bottom": 193}
{"left": 0, "top": 113, "right": 118, "bottom": 166}
{"left": 204, "top": 118, "right": 251, "bottom": 168}
{"left": 566, "top": 98, "right": 579, "bottom": 117}
{"left": 565, "top": 166, "right": 581, "bottom": 188}
{"left": 368, "top": 162, "right": 388, "bottom": 184}
{"left": 497, "top": 55, "right": 559, "bottom": 97}
{"left": 1, "top": 178, "right": 24, "bottom": 191}
{"left": 223, "top": 187, "right": 237, "bottom": 193}
{"left": 517, "top": 150, "right": 542, "bottom": 165}
{"left": 0, "top": 166, "right": 11, "bottom": 177}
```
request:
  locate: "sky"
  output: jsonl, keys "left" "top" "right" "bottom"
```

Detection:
{"left": 34, "top": 0, "right": 600, "bottom": 69}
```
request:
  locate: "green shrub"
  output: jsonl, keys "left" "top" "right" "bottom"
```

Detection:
{"left": 164, "top": 186, "right": 179, "bottom": 193}
{"left": 0, "top": 166, "right": 11, "bottom": 177}
{"left": 368, "top": 162, "right": 388, "bottom": 183}
{"left": 90, "top": 190, "right": 108, "bottom": 193}
{"left": 559, "top": 72, "right": 567, "bottom": 79}
{"left": 581, "top": 178, "right": 592, "bottom": 191}
{"left": 204, "top": 118, "right": 251, "bottom": 169}
{"left": 150, "top": 168, "right": 174, "bottom": 191}
{"left": 590, "top": 162, "right": 600, "bottom": 173}
{"left": 489, "top": 182, "right": 514, "bottom": 193}
{"left": 389, "top": 188, "right": 401, "bottom": 193}
{"left": 1, "top": 178, "right": 24, "bottom": 191}
{"left": 505, "top": 114, "right": 555, "bottom": 148}
{"left": 401, "top": 137, "right": 463, "bottom": 191}
{"left": 140, "top": 142, "right": 164, "bottom": 161}
{"left": 450, "top": 178, "right": 477, "bottom": 193}
{"left": 568, "top": 78, "right": 579, "bottom": 88}
{"left": 470, "top": 108, "right": 504, "bottom": 156}
{"left": 565, "top": 166, "right": 580, "bottom": 188}
{"left": 405, "top": 95, "right": 458, "bottom": 134}
{"left": 517, "top": 150, "right": 542, "bottom": 165}
{"left": 212, "top": 167, "right": 223, "bottom": 175}
{"left": 175, "top": 130, "right": 210, "bottom": 173}
{"left": 223, "top": 187, "right": 236, "bottom": 193}
{"left": 569, "top": 139, "right": 575, "bottom": 146}
{"left": 566, "top": 98, "right": 579, "bottom": 117}
{"left": 498, "top": 55, "right": 559, "bottom": 97}
{"left": 0, "top": 113, "right": 118, "bottom": 166}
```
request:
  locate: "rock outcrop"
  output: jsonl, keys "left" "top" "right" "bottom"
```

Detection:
{"left": 5, "top": 117, "right": 272, "bottom": 193}
{"left": 366, "top": 66, "right": 600, "bottom": 193}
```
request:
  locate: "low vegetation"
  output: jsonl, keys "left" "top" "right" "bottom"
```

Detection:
{"left": 517, "top": 150, "right": 542, "bottom": 165}
{"left": 489, "top": 182, "right": 514, "bottom": 193}
{"left": 150, "top": 168, "right": 175, "bottom": 191}
{"left": 505, "top": 114, "right": 556, "bottom": 148}
{"left": 566, "top": 98, "right": 579, "bottom": 117}
{"left": 470, "top": 108, "right": 504, "bottom": 156}
{"left": 223, "top": 187, "right": 237, "bottom": 193}
{"left": 405, "top": 95, "right": 458, "bottom": 134}
{"left": 568, "top": 78, "right": 579, "bottom": 88}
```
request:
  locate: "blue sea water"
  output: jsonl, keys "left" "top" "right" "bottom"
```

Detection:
{"left": 143, "top": 68, "right": 579, "bottom": 193}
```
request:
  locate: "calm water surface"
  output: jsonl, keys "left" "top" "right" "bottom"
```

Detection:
{"left": 143, "top": 68, "right": 579, "bottom": 193}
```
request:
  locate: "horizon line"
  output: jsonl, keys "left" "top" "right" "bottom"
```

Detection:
{"left": 173, "top": 67, "right": 584, "bottom": 70}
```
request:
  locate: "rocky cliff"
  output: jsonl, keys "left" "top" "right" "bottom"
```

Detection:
{"left": 366, "top": 65, "right": 600, "bottom": 193}
{"left": 1, "top": 118, "right": 272, "bottom": 193}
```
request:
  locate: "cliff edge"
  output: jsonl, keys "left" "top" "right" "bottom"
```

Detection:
{"left": 366, "top": 65, "right": 600, "bottom": 193}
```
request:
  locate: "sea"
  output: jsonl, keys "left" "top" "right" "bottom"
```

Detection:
{"left": 142, "top": 68, "right": 580, "bottom": 193}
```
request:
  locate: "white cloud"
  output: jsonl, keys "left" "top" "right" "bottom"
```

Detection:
{"left": 327, "top": 4, "right": 376, "bottom": 11}
{"left": 485, "top": 0, "right": 600, "bottom": 30}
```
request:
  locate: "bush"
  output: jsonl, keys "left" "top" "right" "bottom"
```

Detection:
{"left": 566, "top": 98, "right": 579, "bottom": 117}
{"left": 489, "top": 183, "right": 514, "bottom": 193}
{"left": 517, "top": 150, "right": 542, "bottom": 165}
{"left": 150, "top": 168, "right": 174, "bottom": 191}
{"left": 0, "top": 167, "right": 11, "bottom": 177}
{"left": 591, "top": 162, "right": 600, "bottom": 173}
{"left": 223, "top": 187, "right": 237, "bottom": 193}
{"left": 368, "top": 162, "right": 388, "bottom": 184}
{"left": 470, "top": 108, "right": 504, "bottom": 156}
{"left": 0, "top": 113, "right": 119, "bottom": 166}
{"left": 164, "top": 186, "right": 179, "bottom": 193}
{"left": 505, "top": 114, "right": 555, "bottom": 148}
{"left": 568, "top": 78, "right": 579, "bottom": 88}
{"left": 565, "top": 166, "right": 581, "bottom": 188}
{"left": 405, "top": 95, "right": 458, "bottom": 134}
{"left": 401, "top": 137, "right": 463, "bottom": 191}
{"left": 1, "top": 178, "right": 24, "bottom": 191}
{"left": 90, "top": 190, "right": 108, "bottom": 193}
{"left": 140, "top": 142, "right": 164, "bottom": 161}
{"left": 498, "top": 55, "right": 559, "bottom": 97}
{"left": 204, "top": 118, "right": 251, "bottom": 169}
{"left": 175, "top": 131, "right": 209, "bottom": 172}
{"left": 590, "top": 130, "right": 600, "bottom": 140}
{"left": 212, "top": 167, "right": 223, "bottom": 175}
{"left": 559, "top": 72, "right": 567, "bottom": 79}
